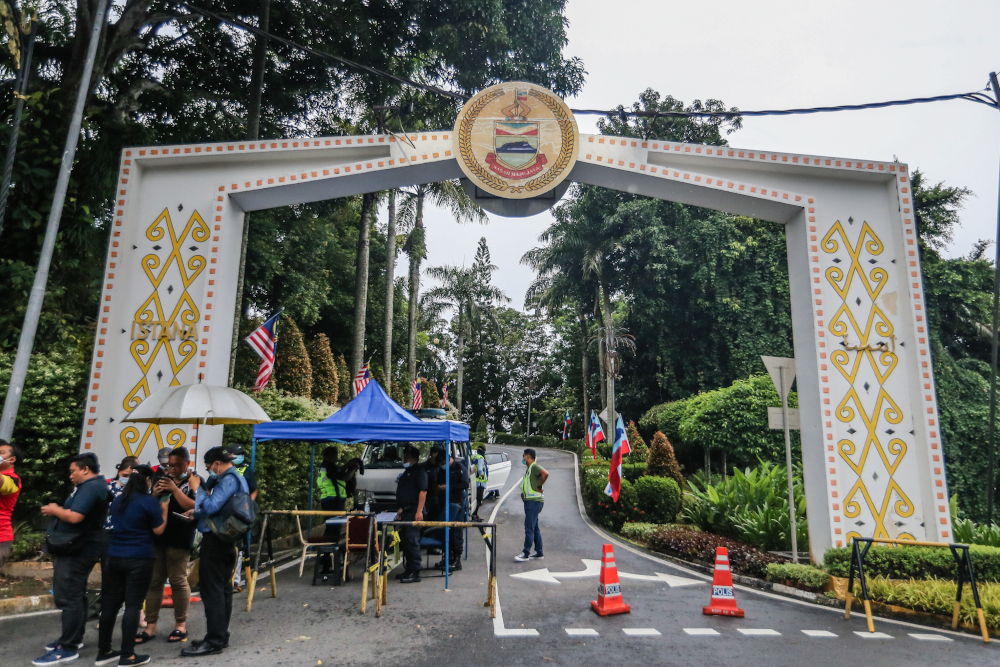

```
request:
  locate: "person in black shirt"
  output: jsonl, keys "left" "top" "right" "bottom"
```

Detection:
{"left": 138, "top": 446, "right": 200, "bottom": 645}
{"left": 421, "top": 446, "right": 445, "bottom": 522}
{"left": 394, "top": 446, "right": 426, "bottom": 584}
{"left": 35, "top": 453, "right": 110, "bottom": 665}
{"left": 433, "top": 454, "right": 470, "bottom": 572}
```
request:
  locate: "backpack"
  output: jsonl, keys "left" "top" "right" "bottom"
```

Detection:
{"left": 206, "top": 469, "right": 258, "bottom": 544}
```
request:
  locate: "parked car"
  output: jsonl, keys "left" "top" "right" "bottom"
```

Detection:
{"left": 483, "top": 451, "right": 511, "bottom": 498}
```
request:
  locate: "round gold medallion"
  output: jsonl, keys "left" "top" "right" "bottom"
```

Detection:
{"left": 453, "top": 81, "right": 579, "bottom": 199}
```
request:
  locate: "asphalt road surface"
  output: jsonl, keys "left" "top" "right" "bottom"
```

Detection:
{"left": 5, "top": 445, "right": 997, "bottom": 666}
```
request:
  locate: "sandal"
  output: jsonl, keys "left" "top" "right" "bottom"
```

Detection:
{"left": 134, "top": 632, "right": 155, "bottom": 644}
{"left": 167, "top": 630, "right": 188, "bottom": 643}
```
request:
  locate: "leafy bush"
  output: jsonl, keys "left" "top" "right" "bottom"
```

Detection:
{"left": 582, "top": 473, "right": 639, "bottom": 531}
{"left": 525, "top": 434, "right": 558, "bottom": 449}
{"left": 492, "top": 433, "right": 521, "bottom": 445}
{"left": 619, "top": 522, "right": 664, "bottom": 544}
{"left": 634, "top": 476, "right": 682, "bottom": 524}
{"left": 421, "top": 379, "right": 442, "bottom": 409}
{"left": 646, "top": 525, "right": 784, "bottom": 578}
{"left": 953, "top": 516, "right": 1000, "bottom": 548}
{"left": 858, "top": 576, "right": 1000, "bottom": 629}
{"left": 11, "top": 523, "right": 45, "bottom": 561}
{"left": 336, "top": 354, "right": 351, "bottom": 403}
{"left": 621, "top": 463, "right": 646, "bottom": 482}
{"left": 273, "top": 316, "right": 312, "bottom": 397}
{"left": 824, "top": 544, "right": 1000, "bottom": 583}
{"left": 766, "top": 563, "right": 829, "bottom": 591}
{"left": 684, "top": 462, "right": 807, "bottom": 551}
{"left": 474, "top": 415, "right": 488, "bottom": 440}
{"left": 646, "top": 431, "right": 683, "bottom": 489}
{"left": 0, "top": 348, "right": 87, "bottom": 520}
{"left": 596, "top": 441, "right": 612, "bottom": 460}
{"left": 626, "top": 421, "right": 647, "bottom": 464}
{"left": 511, "top": 417, "right": 523, "bottom": 436}
{"left": 305, "top": 333, "right": 339, "bottom": 404}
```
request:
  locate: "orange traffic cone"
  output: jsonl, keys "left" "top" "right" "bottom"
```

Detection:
{"left": 591, "top": 543, "right": 631, "bottom": 616}
{"left": 703, "top": 547, "right": 744, "bottom": 617}
{"left": 162, "top": 584, "right": 173, "bottom": 608}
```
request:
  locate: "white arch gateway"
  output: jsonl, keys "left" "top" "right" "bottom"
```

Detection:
{"left": 84, "top": 82, "right": 949, "bottom": 558}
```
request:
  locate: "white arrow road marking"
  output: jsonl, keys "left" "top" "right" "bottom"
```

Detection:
{"left": 510, "top": 559, "right": 702, "bottom": 587}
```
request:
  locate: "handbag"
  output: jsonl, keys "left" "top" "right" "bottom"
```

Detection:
{"left": 44, "top": 527, "right": 85, "bottom": 556}
{"left": 206, "top": 472, "right": 258, "bottom": 544}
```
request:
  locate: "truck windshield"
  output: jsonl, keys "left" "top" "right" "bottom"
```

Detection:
{"left": 361, "top": 441, "right": 470, "bottom": 468}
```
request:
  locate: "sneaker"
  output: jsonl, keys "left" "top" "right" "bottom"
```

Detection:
{"left": 514, "top": 552, "right": 530, "bottom": 562}
{"left": 118, "top": 654, "right": 150, "bottom": 666}
{"left": 32, "top": 648, "right": 79, "bottom": 665}
{"left": 529, "top": 553, "right": 544, "bottom": 560}
{"left": 46, "top": 642, "right": 85, "bottom": 652}
{"left": 94, "top": 651, "right": 121, "bottom": 666}
{"left": 399, "top": 571, "right": 421, "bottom": 584}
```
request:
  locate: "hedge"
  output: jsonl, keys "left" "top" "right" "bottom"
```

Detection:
{"left": 824, "top": 544, "right": 1000, "bottom": 583}
{"left": 634, "top": 476, "right": 682, "bottom": 524}
{"left": 619, "top": 522, "right": 664, "bottom": 544}
{"left": 621, "top": 462, "right": 646, "bottom": 482}
{"left": 766, "top": 563, "right": 829, "bottom": 591}
{"left": 647, "top": 525, "right": 784, "bottom": 578}
{"left": 858, "top": 576, "right": 1000, "bottom": 628}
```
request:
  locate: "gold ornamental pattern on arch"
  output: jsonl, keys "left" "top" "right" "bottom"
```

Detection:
{"left": 822, "top": 219, "right": 916, "bottom": 546}
{"left": 454, "top": 81, "right": 579, "bottom": 199}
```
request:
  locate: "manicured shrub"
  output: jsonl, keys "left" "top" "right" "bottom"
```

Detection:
{"left": 597, "top": 441, "right": 612, "bottom": 460}
{"left": 474, "top": 414, "right": 488, "bottom": 440}
{"left": 824, "top": 544, "right": 1000, "bottom": 583}
{"left": 511, "top": 417, "right": 523, "bottom": 436}
{"left": 619, "top": 522, "right": 663, "bottom": 544}
{"left": 626, "top": 421, "right": 648, "bottom": 464}
{"left": 646, "top": 431, "right": 683, "bottom": 489}
{"left": 492, "top": 433, "right": 521, "bottom": 445}
{"left": 621, "top": 462, "right": 647, "bottom": 482}
{"left": 305, "top": 333, "right": 338, "bottom": 404}
{"left": 389, "top": 374, "right": 407, "bottom": 406}
{"left": 582, "top": 472, "right": 639, "bottom": 531}
{"left": 634, "top": 476, "right": 682, "bottom": 524}
{"left": 273, "top": 316, "right": 312, "bottom": 397}
{"left": 646, "top": 525, "right": 784, "bottom": 578}
{"left": 858, "top": 576, "right": 1000, "bottom": 628}
{"left": 766, "top": 563, "right": 829, "bottom": 591}
{"left": 421, "top": 378, "right": 441, "bottom": 408}
{"left": 335, "top": 354, "right": 351, "bottom": 402}
{"left": 525, "top": 434, "right": 558, "bottom": 449}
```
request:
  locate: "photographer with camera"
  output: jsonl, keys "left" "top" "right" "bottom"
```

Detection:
{"left": 179, "top": 446, "right": 249, "bottom": 657}
{"left": 34, "top": 454, "right": 109, "bottom": 666}
{"left": 136, "top": 447, "right": 199, "bottom": 645}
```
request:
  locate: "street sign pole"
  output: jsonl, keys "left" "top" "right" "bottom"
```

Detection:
{"left": 763, "top": 356, "right": 799, "bottom": 563}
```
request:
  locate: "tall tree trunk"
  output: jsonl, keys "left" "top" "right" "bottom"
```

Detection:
{"left": 351, "top": 193, "right": 375, "bottom": 389}
{"left": 382, "top": 190, "right": 397, "bottom": 392}
{"left": 602, "top": 278, "right": 616, "bottom": 438}
{"left": 579, "top": 311, "right": 589, "bottom": 425}
{"left": 722, "top": 449, "right": 727, "bottom": 481}
{"left": 705, "top": 446, "right": 711, "bottom": 483}
{"left": 406, "top": 194, "right": 424, "bottom": 391}
{"left": 594, "top": 292, "right": 607, "bottom": 412}
{"left": 456, "top": 308, "right": 465, "bottom": 415}
{"left": 228, "top": 0, "right": 269, "bottom": 385}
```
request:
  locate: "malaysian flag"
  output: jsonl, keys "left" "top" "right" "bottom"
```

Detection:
{"left": 352, "top": 364, "right": 371, "bottom": 396}
{"left": 442, "top": 384, "right": 448, "bottom": 408}
{"left": 605, "top": 415, "right": 631, "bottom": 502}
{"left": 586, "top": 411, "right": 605, "bottom": 461}
{"left": 411, "top": 377, "right": 422, "bottom": 410}
{"left": 563, "top": 410, "right": 571, "bottom": 440}
{"left": 245, "top": 312, "right": 281, "bottom": 391}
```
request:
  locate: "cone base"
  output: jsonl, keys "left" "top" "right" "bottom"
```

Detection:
{"left": 592, "top": 599, "right": 631, "bottom": 616}
{"left": 703, "top": 605, "right": 744, "bottom": 617}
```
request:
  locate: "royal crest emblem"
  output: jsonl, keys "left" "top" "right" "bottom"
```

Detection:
{"left": 454, "top": 82, "right": 579, "bottom": 199}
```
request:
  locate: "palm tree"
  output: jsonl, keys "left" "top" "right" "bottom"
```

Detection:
{"left": 423, "top": 240, "right": 508, "bottom": 415}
{"left": 397, "top": 181, "right": 486, "bottom": 400}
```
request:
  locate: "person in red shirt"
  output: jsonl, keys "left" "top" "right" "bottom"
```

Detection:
{"left": 0, "top": 439, "right": 22, "bottom": 572}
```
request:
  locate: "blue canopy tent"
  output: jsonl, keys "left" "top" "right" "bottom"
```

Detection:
{"left": 250, "top": 380, "right": 471, "bottom": 586}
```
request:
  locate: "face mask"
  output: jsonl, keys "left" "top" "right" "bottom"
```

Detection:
{"left": 232, "top": 455, "right": 245, "bottom": 466}
{"left": 0, "top": 457, "right": 11, "bottom": 465}
{"left": 522, "top": 459, "right": 528, "bottom": 466}
{"left": 208, "top": 470, "right": 218, "bottom": 480}
{"left": 119, "top": 475, "right": 130, "bottom": 485}
{"left": 402, "top": 462, "right": 411, "bottom": 468}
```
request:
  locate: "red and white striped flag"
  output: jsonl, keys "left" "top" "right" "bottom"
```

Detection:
{"left": 411, "top": 377, "right": 422, "bottom": 409}
{"left": 245, "top": 312, "right": 281, "bottom": 391}
{"left": 352, "top": 364, "right": 371, "bottom": 396}
{"left": 442, "top": 384, "right": 448, "bottom": 408}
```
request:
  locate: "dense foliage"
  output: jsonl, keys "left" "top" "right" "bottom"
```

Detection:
{"left": 824, "top": 544, "right": 1000, "bottom": 583}
{"left": 645, "top": 525, "right": 784, "bottom": 579}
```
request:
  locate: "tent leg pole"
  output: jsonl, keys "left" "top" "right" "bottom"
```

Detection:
{"left": 307, "top": 444, "right": 316, "bottom": 535}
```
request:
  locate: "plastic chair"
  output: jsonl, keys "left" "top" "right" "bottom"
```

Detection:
{"left": 342, "top": 515, "right": 376, "bottom": 582}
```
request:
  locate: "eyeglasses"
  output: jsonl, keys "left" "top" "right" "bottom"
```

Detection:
{"left": 165, "top": 462, "right": 186, "bottom": 469}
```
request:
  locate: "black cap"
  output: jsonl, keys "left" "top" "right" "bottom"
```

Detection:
{"left": 224, "top": 443, "right": 245, "bottom": 456}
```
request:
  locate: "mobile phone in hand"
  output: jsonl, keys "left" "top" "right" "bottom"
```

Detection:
{"left": 172, "top": 511, "right": 194, "bottom": 521}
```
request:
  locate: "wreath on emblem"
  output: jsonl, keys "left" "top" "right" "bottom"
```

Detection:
{"left": 458, "top": 89, "right": 509, "bottom": 193}
{"left": 524, "top": 90, "right": 575, "bottom": 193}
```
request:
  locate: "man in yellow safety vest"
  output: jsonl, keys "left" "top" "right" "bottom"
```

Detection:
{"left": 318, "top": 446, "right": 348, "bottom": 539}
{"left": 470, "top": 445, "right": 488, "bottom": 522}
{"left": 514, "top": 448, "right": 548, "bottom": 563}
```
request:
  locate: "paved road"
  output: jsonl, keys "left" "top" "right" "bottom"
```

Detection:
{"left": 4, "top": 445, "right": 997, "bottom": 666}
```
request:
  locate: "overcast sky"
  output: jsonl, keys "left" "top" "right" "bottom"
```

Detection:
{"left": 419, "top": 0, "right": 1000, "bottom": 309}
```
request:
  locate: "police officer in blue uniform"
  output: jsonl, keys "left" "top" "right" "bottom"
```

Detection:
{"left": 394, "top": 446, "right": 426, "bottom": 584}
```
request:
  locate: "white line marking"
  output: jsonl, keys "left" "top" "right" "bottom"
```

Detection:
{"left": 909, "top": 633, "right": 952, "bottom": 642}
{"left": 0, "top": 608, "right": 60, "bottom": 622}
{"left": 488, "top": 479, "right": 538, "bottom": 637}
{"left": 623, "top": 628, "right": 661, "bottom": 636}
{"left": 802, "top": 630, "right": 838, "bottom": 637}
{"left": 565, "top": 628, "right": 599, "bottom": 636}
{"left": 854, "top": 631, "right": 893, "bottom": 639}
{"left": 557, "top": 447, "right": 987, "bottom": 643}
{"left": 738, "top": 629, "right": 781, "bottom": 636}
{"left": 684, "top": 628, "right": 721, "bottom": 636}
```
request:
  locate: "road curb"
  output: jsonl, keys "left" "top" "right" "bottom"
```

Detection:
{"left": 0, "top": 594, "right": 55, "bottom": 617}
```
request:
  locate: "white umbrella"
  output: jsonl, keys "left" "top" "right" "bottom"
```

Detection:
{"left": 122, "top": 384, "right": 271, "bottom": 425}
